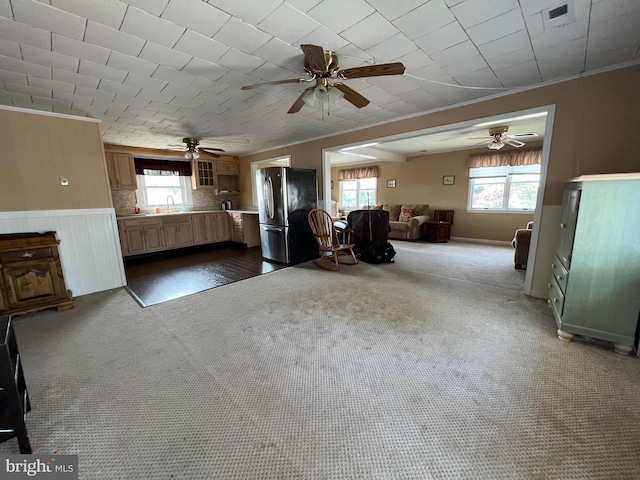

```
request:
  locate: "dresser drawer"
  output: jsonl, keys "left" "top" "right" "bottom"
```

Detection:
{"left": 551, "top": 257, "right": 569, "bottom": 293}
{"left": 548, "top": 276, "right": 565, "bottom": 320}
{"left": 0, "top": 247, "right": 54, "bottom": 263}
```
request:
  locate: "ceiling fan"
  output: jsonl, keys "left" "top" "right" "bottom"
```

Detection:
{"left": 169, "top": 138, "right": 225, "bottom": 160}
{"left": 471, "top": 126, "right": 535, "bottom": 150}
{"left": 241, "top": 44, "right": 406, "bottom": 114}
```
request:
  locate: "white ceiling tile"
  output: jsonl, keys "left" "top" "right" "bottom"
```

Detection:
{"left": 450, "top": 67, "right": 503, "bottom": 88}
{"left": 75, "top": 85, "right": 117, "bottom": 103}
{"left": 486, "top": 46, "right": 535, "bottom": 71}
{"left": 121, "top": 0, "right": 170, "bottom": 16}
{"left": 99, "top": 78, "right": 142, "bottom": 97}
{"left": 216, "top": 48, "right": 264, "bottom": 74}
{"left": 295, "top": 26, "right": 350, "bottom": 51}
{"left": 257, "top": 3, "right": 320, "bottom": 45}
{"left": 0, "top": 68, "right": 28, "bottom": 85}
{"left": 28, "top": 76, "right": 75, "bottom": 94}
{"left": 530, "top": 21, "right": 588, "bottom": 50}
{"left": 51, "top": 0, "right": 127, "bottom": 29}
{"left": 214, "top": 17, "right": 273, "bottom": 55}
{"left": 205, "top": 0, "right": 282, "bottom": 25}
{"left": 85, "top": 21, "right": 145, "bottom": 57}
{"left": 252, "top": 37, "right": 303, "bottom": 68}
{"left": 138, "top": 42, "right": 192, "bottom": 70}
{"left": 414, "top": 21, "right": 468, "bottom": 55}
{"left": 466, "top": 9, "right": 525, "bottom": 45}
{"left": 430, "top": 40, "right": 481, "bottom": 66}
{"left": 126, "top": 73, "right": 168, "bottom": 92}
{"left": 477, "top": 29, "right": 531, "bottom": 60}
{"left": 538, "top": 56, "right": 584, "bottom": 80}
{"left": 0, "top": 38, "right": 21, "bottom": 58}
{"left": 181, "top": 58, "right": 229, "bottom": 82}
{"left": 137, "top": 88, "right": 175, "bottom": 103}
{"left": 31, "top": 96, "right": 72, "bottom": 109}
{"left": 12, "top": 0, "right": 86, "bottom": 40}
{"left": 189, "top": 76, "right": 230, "bottom": 96}
{"left": 285, "top": 0, "right": 322, "bottom": 13}
{"left": 307, "top": 0, "right": 374, "bottom": 33}
{"left": 444, "top": 54, "right": 489, "bottom": 75}
{"left": 394, "top": 49, "right": 434, "bottom": 70}
{"left": 362, "top": 0, "right": 429, "bottom": 22}
{"left": 78, "top": 59, "right": 128, "bottom": 83}
{"left": 52, "top": 34, "right": 111, "bottom": 65}
{"left": 591, "top": 0, "right": 640, "bottom": 24}
{"left": 152, "top": 66, "right": 198, "bottom": 87}
{"left": 53, "top": 92, "right": 95, "bottom": 105}
{"left": 366, "top": 33, "right": 417, "bottom": 63}
{"left": 107, "top": 52, "right": 157, "bottom": 77}
{"left": 147, "top": 100, "right": 181, "bottom": 113}
{"left": 174, "top": 30, "right": 229, "bottom": 64}
{"left": 366, "top": 76, "right": 419, "bottom": 95}
{"left": 170, "top": 95, "right": 205, "bottom": 109}
{"left": 342, "top": 13, "right": 398, "bottom": 50}
{"left": 393, "top": 0, "right": 456, "bottom": 39}
{"left": 52, "top": 68, "right": 99, "bottom": 88}
{"left": 588, "top": 13, "right": 640, "bottom": 47}
{"left": 0, "top": 17, "right": 51, "bottom": 50}
{"left": 248, "top": 62, "right": 300, "bottom": 84}
{"left": 112, "top": 92, "right": 151, "bottom": 108}
{"left": 586, "top": 45, "right": 638, "bottom": 70}
{"left": 160, "top": 0, "right": 229, "bottom": 37}
{"left": 121, "top": 6, "right": 185, "bottom": 48}
{"left": 494, "top": 59, "right": 541, "bottom": 86}
{"left": 6, "top": 82, "right": 51, "bottom": 97}
{"left": 21, "top": 45, "right": 79, "bottom": 71}
{"left": 451, "top": 0, "right": 519, "bottom": 28}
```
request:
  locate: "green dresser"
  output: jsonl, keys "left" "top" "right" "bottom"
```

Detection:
{"left": 549, "top": 174, "right": 640, "bottom": 355}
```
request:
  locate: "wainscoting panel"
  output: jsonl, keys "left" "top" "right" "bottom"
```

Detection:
{"left": 0, "top": 209, "right": 126, "bottom": 297}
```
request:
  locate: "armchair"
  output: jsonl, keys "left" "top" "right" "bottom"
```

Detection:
{"left": 512, "top": 221, "right": 533, "bottom": 270}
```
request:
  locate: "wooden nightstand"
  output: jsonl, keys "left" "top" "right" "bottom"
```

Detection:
{"left": 425, "top": 221, "right": 451, "bottom": 243}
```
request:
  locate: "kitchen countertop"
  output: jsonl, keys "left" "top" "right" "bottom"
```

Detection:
{"left": 116, "top": 209, "right": 258, "bottom": 220}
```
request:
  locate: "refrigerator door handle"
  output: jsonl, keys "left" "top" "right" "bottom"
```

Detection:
{"left": 260, "top": 225, "right": 284, "bottom": 232}
{"left": 264, "top": 176, "right": 274, "bottom": 220}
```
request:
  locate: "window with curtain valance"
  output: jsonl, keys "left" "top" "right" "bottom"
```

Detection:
{"left": 467, "top": 147, "right": 542, "bottom": 168}
{"left": 337, "top": 165, "right": 379, "bottom": 180}
{"left": 134, "top": 158, "right": 192, "bottom": 176}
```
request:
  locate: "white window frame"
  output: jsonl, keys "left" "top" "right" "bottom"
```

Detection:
{"left": 467, "top": 164, "right": 540, "bottom": 213}
{"left": 135, "top": 174, "right": 193, "bottom": 209}
{"left": 339, "top": 177, "right": 377, "bottom": 210}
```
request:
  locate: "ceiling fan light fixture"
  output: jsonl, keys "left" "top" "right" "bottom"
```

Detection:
{"left": 184, "top": 150, "right": 200, "bottom": 160}
{"left": 327, "top": 85, "right": 344, "bottom": 105}
{"left": 302, "top": 89, "right": 317, "bottom": 107}
{"left": 488, "top": 141, "right": 505, "bottom": 150}
{"left": 313, "top": 84, "right": 328, "bottom": 103}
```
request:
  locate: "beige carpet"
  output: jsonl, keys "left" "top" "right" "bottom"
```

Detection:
{"left": 2, "top": 240, "right": 639, "bottom": 479}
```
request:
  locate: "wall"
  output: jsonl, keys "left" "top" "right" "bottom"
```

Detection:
{"left": 239, "top": 64, "right": 640, "bottom": 297}
{"left": 0, "top": 108, "right": 112, "bottom": 211}
{"left": 0, "top": 107, "right": 126, "bottom": 296}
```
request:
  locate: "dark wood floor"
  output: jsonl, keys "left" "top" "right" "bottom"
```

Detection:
{"left": 123, "top": 243, "right": 286, "bottom": 307}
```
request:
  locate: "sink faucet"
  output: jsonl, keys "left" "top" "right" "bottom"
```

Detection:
{"left": 166, "top": 195, "right": 175, "bottom": 212}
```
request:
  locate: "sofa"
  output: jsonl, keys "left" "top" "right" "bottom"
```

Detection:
{"left": 382, "top": 204, "right": 430, "bottom": 241}
{"left": 512, "top": 221, "right": 534, "bottom": 269}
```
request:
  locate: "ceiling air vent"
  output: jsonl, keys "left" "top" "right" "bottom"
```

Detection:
{"left": 542, "top": 1, "right": 575, "bottom": 31}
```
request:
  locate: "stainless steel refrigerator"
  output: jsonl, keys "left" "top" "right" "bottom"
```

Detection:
{"left": 257, "top": 167, "right": 318, "bottom": 265}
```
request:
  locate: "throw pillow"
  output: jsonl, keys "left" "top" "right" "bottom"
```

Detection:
{"left": 400, "top": 207, "right": 417, "bottom": 222}
{"left": 383, "top": 205, "right": 401, "bottom": 221}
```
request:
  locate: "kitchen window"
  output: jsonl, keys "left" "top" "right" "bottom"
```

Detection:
{"left": 339, "top": 177, "right": 377, "bottom": 210}
{"left": 468, "top": 164, "right": 540, "bottom": 212}
{"left": 136, "top": 174, "right": 193, "bottom": 209}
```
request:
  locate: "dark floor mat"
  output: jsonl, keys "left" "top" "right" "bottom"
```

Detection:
{"left": 123, "top": 244, "right": 285, "bottom": 307}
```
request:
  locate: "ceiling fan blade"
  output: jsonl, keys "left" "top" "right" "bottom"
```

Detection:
{"left": 301, "top": 44, "right": 327, "bottom": 73}
{"left": 504, "top": 139, "right": 525, "bottom": 148}
{"left": 288, "top": 87, "right": 314, "bottom": 114}
{"left": 198, "top": 150, "right": 221, "bottom": 158}
{"left": 241, "top": 78, "right": 311, "bottom": 90}
{"left": 199, "top": 147, "right": 225, "bottom": 152}
{"left": 333, "top": 83, "right": 370, "bottom": 108}
{"left": 337, "top": 62, "right": 405, "bottom": 80}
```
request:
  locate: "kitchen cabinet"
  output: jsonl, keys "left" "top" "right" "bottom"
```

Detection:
{"left": 229, "top": 212, "right": 260, "bottom": 247}
{"left": 191, "top": 214, "right": 207, "bottom": 245}
{"left": 205, "top": 213, "right": 230, "bottom": 243}
{"left": 549, "top": 174, "right": 640, "bottom": 355}
{"left": 215, "top": 159, "right": 240, "bottom": 194}
{"left": 119, "top": 217, "right": 164, "bottom": 256}
{"left": 215, "top": 160, "right": 239, "bottom": 175}
{"left": 191, "top": 159, "right": 215, "bottom": 190}
{"left": 0, "top": 232, "right": 73, "bottom": 316}
{"left": 163, "top": 215, "right": 193, "bottom": 249}
{"left": 105, "top": 152, "right": 137, "bottom": 190}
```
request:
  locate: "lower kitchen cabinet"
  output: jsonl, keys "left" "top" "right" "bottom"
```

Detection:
{"left": 119, "top": 217, "right": 164, "bottom": 256}
{"left": 0, "top": 232, "right": 73, "bottom": 316}
{"left": 163, "top": 216, "right": 193, "bottom": 249}
{"left": 230, "top": 212, "right": 260, "bottom": 247}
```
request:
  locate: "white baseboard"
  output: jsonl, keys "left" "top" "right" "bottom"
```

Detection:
{"left": 450, "top": 236, "right": 512, "bottom": 246}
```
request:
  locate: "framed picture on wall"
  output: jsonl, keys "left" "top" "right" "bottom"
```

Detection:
{"left": 387, "top": 179, "right": 396, "bottom": 188}
{"left": 443, "top": 175, "right": 455, "bottom": 185}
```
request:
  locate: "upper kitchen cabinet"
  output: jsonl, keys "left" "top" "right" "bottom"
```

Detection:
{"left": 191, "top": 159, "right": 216, "bottom": 190}
{"left": 105, "top": 152, "right": 137, "bottom": 190}
{"left": 215, "top": 159, "right": 240, "bottom": 194}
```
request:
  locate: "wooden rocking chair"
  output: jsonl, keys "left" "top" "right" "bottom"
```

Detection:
{"left": 307, "top": 208, "right": 359, "bottom": 271}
